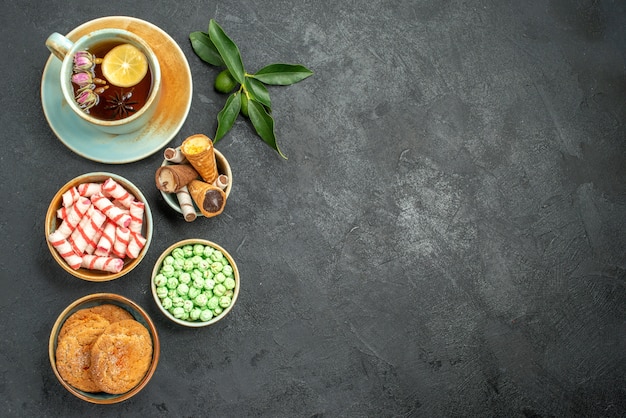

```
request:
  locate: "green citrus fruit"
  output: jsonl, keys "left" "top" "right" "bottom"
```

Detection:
{"left": 214, "top": 69, "right": 237, "bottom": 93}
{"left": 240, "top": 94, "right": 249, "bottom": 117}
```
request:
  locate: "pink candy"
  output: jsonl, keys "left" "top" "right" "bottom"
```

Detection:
{"left": 48, "top": 177, "right": 148, "bottom": 273}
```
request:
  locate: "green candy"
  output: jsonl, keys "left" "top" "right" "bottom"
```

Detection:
{"left": 182, "top": 245, "right": 194, "bottom": 257}
{"left": 166, "top": 277, "right": 179, "bottom": 289}
{"left": 194, "top": 293, "right": 208, "bottom": 307}
{"left": 172, "top": 307, "right": 185, "bottom": 318}
{"left": 156, "top": 243, "right": 237, "bottom": 322}
{"left": 193, "top": 244, "right": 205, "bottom": 256}
{"left": 179, "top": 272, "right": 191, "bottom": 284}
{"left": 222, "top": 265, "right": 233, "bottom": 277}
{"left": 199, "top": 309, "right": 213, "bottom": 322}
{"left": 171, "top": 247, "right": 185, "bottom": 259}
{"left": 156, "top": 286, "right": 169, "bottom": 299}
{"left": 188, "top": 286, "right": 201, "bottom": 299}
{"left": 203, "top": 246, "right": 214, "bottom": 258}
{"left": 219, "top": 295, "right": 231, "bottom": 308}
{"left": 210, "top": 262, "right": 223, "bottom": 274}
{"left": 161, "top": 264, "right": 175, "bottom": 277}
{"left": 154, "top": 274, "right": 167, "bottom": 287}
{"left": 215, "top": 272, "right": 226, "bottom": 283}
{"left": 213, "top": 283, "right": 226, "bottom": 297}
{"left": 189, "top": 308, "right": 202, "bottom": 321}
{"left": 183, "top": 299, "right": 194, "bottom": 312}
{"left": 224, "top": 277, "right": 236, "bottom": 290}
{"left": 207, "top": 296, "right": 219, "bottom": 310}
{"left": 177, "top": 283, "right": 189, "bottom": 296}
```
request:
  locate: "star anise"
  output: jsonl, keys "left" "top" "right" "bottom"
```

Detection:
{"left": 104, "top": 89, "right": 138, "bottom": 119}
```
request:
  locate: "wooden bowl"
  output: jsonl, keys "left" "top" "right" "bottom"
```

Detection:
{"left": 45, "top": 172, "right": 153, "bottom": 281}
{"left": 49, "top": 293, "right": 160, "bottom": 404}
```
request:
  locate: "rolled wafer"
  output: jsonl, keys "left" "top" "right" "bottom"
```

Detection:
{"left": 95, "top": 220, "right": 116, "bottom": 257}
{"left": 68, "top": 206, "right": 107, "bottom": 255}
{"left": 56, "top": 197, "right": 91, "bottom": 238}
{"left": 155, "top": 164, "right": 199, "bottom": 193}
{"left": 180, "top": 134, "right": 218, "bottom": 184}
{"left": 62, "top": 186, "right": 80, "bottom": 207}
{"left": 164, "top": 147, "right": 187, "bottom": 163}
{"left": 187, "top": 179, "right": 226, "bottom": 218}
{"left": 128, "top": 200, "right": 145, "bottom": 235}
{"left": 102, "top": 177, "right": 134, "bottom": 208}
{"left": 175, "top": 185, "right": 197, "bottom": 222}
{"left": 81, "top": 254, "right": 124, "bottom": 273}
{"left": 126, "top": 232, "right": 146, "bottom": 259}
{"left": 213, "top": 174, "right": 229, "bottom": 191}
{"left": 112, "top": 227, "right": 130, "bottom": 259}
{"left": 91, "top": 192, "right": 131, "bottom": 227}
{"left": 77, "top": 182, "right": 102, "bottom": 197}
{"left": 48, "top": 230, "right": 82, "bottom": 269}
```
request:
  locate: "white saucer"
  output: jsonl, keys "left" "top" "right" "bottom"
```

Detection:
{"left": 40, "top": 16, "right": 193, "bottom": 164}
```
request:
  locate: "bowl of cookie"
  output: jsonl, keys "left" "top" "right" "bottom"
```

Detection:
{"left": 49, "top": 293, "right": 160, "bottom": 404}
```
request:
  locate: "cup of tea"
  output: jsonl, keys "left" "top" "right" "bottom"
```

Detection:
{"left": 46, "top": 29, "right": 161, "bottom": 135}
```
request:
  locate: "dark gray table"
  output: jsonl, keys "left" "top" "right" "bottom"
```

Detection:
{"left": 1, "top": 1, "right": 624, "bottom": 417}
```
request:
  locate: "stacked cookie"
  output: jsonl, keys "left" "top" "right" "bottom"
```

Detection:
{"left": 55, "top": 304, "right": 153, "bottom": 394}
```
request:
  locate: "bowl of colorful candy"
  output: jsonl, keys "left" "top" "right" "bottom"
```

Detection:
{"left": 150, "top": 239, "right": 240, "bottom": 327}
{"left": 49, "top": 293, "right": 160, "bottom": 404}
{"left": 45, "top": 172, "right": 153, "bottom": 281}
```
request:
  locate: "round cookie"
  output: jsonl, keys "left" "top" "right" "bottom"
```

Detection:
{"left": 58, "top": 310, "right": 110, "bottom": 340}
{"left": 90, "top": 319, "right": 153, "bottom": 394}
{"left": 55, "top": 313, "right": 111, "bottom": 392}
{"left": 84, "top": 304, "right": 134, "bottom": 323}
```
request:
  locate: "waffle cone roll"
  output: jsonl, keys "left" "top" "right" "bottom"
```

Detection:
{"left": 187, "top": 179, "right": 226, "bottom": 218}
{"left": 155, "top": 164, "right": 199, "bottom": 193}
{"left": 180, "top": 134, "right": 218, "bottom": 184}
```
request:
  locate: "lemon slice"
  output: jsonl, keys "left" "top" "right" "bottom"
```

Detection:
{"left": 101, "top": 43, "right": 149, "bottom": 88}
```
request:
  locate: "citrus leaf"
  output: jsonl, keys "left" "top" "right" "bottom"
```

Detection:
{"left": 214, "top": 92, "right": 241, "bottom": 143}
{"left": 208, "top": 20, "right": 245, "bottom": 84}
{"left": 247, "top": 99, "right": 286, "bottom": 158}
{"left": 189, "top": 31, "right": 224, "bottom": 66}
{"left": 252, "top": 63, "right": 313, "bottom": 85}
{"left": 244, "top": 77, "right": 271, "bottom": 108}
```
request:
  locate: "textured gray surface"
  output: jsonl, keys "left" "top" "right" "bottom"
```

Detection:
{"left": 1, "top": 0, "right": 624, "bottom": 417}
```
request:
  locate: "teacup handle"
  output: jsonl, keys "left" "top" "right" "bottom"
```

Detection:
{"left": 46, "top": 32, "right": 73, "bottom": 61}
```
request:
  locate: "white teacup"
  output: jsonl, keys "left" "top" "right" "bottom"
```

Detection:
{"left": 46, "top": 29, "right": 161, "bottom": 135}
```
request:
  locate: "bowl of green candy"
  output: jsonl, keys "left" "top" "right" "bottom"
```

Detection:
{"left": 150, "top": 239, "right": 240, "bottom": 327}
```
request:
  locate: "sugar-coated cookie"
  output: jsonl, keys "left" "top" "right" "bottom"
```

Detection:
{"left": 55, "top": 312, "right": 110, "bottom": 392}
{"left": 90, "top": 319, "right": 153, "bottom": 394}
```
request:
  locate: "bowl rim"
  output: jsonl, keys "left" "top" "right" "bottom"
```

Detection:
{"left": 159, "top": 148, "right": 232, "bottom": 217}
{"left": 48, "top": 292, "right": 160, "bottom": 404}
{"left": 150, "top": 238, "right": 240, "bottom": 327}
{"left": 45, "top": 172, "right": 153, "bottom": 282}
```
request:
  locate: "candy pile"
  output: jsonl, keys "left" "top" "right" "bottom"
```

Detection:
{"left": 153, "top": 243, "right": 236, "bottom": 322}
{"left": 48, "top": 177, "right": 146, "bottom": 273}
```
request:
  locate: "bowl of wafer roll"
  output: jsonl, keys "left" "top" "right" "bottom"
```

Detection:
{"left": 45, "top": 172, "right": 153, "bottom": 281}
{"left": 49, "top": 293, "right": 160, "bottom": 404}
{"left": 156, "top": 134, "right": 232, "bottom": 222}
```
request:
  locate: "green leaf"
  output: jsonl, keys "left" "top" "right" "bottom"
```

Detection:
{"left": 243, "top": 77, "right": 271, "bottom": 108}
{"left": 247, "top": 99, "right": 286, "bottom": 158}
{"left": 214, "top": 92, "right": 242, "bottom": 143}
{"left": 208, "top": 20, "right": 245, "bottom": 84}
{"left": 189, "top": 31, "right": 224, "bottom": 66}
{"left": 252, "top": 63, "right": 313, "bottom": 85}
